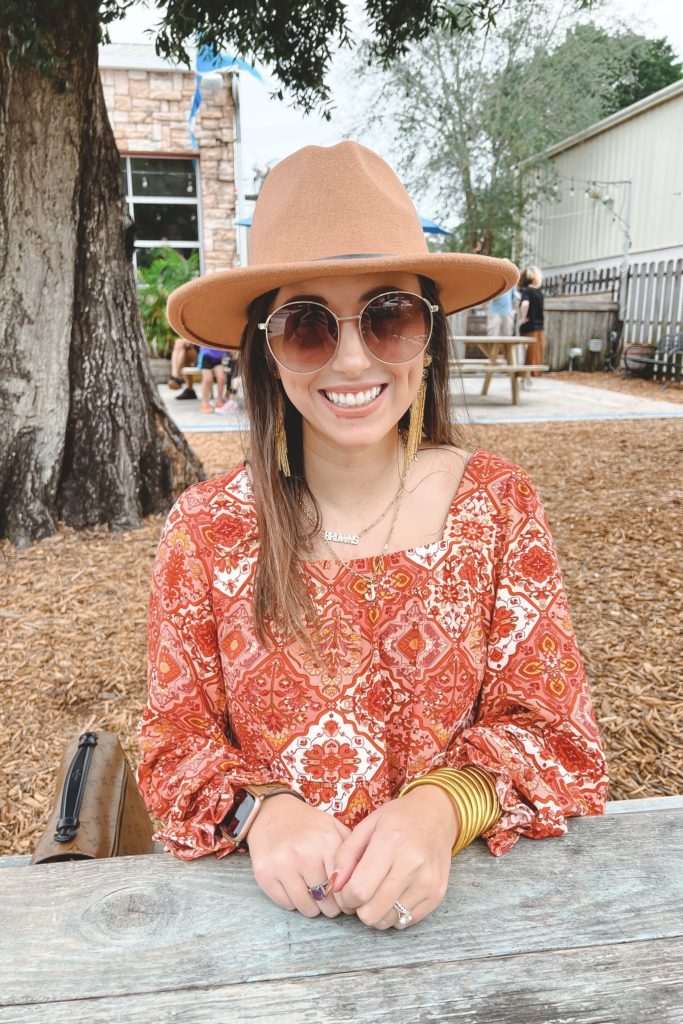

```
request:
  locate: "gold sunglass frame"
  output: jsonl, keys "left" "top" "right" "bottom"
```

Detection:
{"left": 258, "top": 290, "right": 439, "bottom": 373}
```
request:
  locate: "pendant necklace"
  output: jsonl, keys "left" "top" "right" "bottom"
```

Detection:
{"left": 320, "top": 474, "right": 405, "bottom": 545}
{"left": 322, "top": 481, "right": 407, "bottom": 602}
{"left": 301, "top": 432, "right": 408, "bottom": 547}
{"left": 303, "top": 443, "right": 411, "bottom": 603}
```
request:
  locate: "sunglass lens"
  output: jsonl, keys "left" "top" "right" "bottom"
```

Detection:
{"left": 267, "top": 302, "right": 338, "bottom": 371}
{"left": 361, "top": 293, "right": 432, "bottom": 363}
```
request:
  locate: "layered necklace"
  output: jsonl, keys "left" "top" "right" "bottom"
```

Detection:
{"left": 300, "top": 437, "right": 410, "bottom": 603}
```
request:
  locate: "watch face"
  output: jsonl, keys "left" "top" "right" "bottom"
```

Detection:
{"left": 222, "top": 789, "right": 257, "bottom": 840}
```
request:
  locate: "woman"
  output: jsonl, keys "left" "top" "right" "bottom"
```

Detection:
{"left": 138, "top": 142, "right": 607, "bottom": 932}
{"left": 518, "top": 266, "right": 545, "bottom": 381}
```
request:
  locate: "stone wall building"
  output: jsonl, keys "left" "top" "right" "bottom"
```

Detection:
{"left": 99, "top": 43, "right": 236, "bottom": 274}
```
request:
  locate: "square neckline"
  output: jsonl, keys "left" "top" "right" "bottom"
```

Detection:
{"left": 300, "top": 447, "right": 482, "bottom": 569}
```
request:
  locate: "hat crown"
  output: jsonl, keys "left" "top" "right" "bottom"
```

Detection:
{"left": 249, "top": 141, "right": 427, "bottom": 266}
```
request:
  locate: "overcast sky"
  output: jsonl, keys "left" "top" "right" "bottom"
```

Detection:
{"left": 109, "top": 0, "right": 683, "bottom": 216}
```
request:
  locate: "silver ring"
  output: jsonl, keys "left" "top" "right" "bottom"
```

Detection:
{"left": 307, "top": 880, "right": 330, "bottom": 902}
{"left": 393, "top": 900, "right": 413, "bottom": 928}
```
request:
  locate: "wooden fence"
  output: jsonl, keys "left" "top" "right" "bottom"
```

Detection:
{"left": 544, "top": 296, "right": 619, "bottom": 371}
{"left": 545, "top": 257, "right": 683, "bottom": 346}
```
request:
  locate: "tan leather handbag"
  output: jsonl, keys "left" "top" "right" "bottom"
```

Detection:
{"left": 30, "top": 731, "right": 155, "bottom": 864}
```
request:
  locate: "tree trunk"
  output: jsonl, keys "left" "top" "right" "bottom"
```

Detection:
{"left": 0, "top": 11, "right": 203, "bottom": 547}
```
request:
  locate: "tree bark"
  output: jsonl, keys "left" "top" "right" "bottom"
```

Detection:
{"left": 0, "top": 11, "right": 203, "bottom": 547}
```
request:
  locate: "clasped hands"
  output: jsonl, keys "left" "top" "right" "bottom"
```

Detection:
{"left": 246, "top": 784, "right": 458, "bottom": 930}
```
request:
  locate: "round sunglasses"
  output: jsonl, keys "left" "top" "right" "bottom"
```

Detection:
{"left": 259, "top": 290, "right": 438, "bottom": 373}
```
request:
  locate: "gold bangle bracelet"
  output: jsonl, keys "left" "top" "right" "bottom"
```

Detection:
{"left": 458, "top": 768, "right": 497, "bottom": 835}
{"left": 443, "top": 778, "right": 483, "bottom": 852}
{"left": 399, "top": 769, "right": 497, "bottom": 857}
{"left": 466, "top": 767, "right": 502, "bottom": 833}
{"left": 430, "top": 772, "right": 481, "bottom": 853}
{"left": 439, "top": 767, "right": 501, "bottom": 838}
{"left": 434, "top": 770, "right": 494, "bottom": 851}
{"left": 400, "top": 774, "right": 473, "bottom": 856}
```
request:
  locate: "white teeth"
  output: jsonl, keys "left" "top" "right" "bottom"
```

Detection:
{"left": 324, "top": 386, "right": 382, "bottom": 408}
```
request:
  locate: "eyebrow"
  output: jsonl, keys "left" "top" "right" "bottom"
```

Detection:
{"left": 283, "top": 285, "right": 405, "bottom": 305}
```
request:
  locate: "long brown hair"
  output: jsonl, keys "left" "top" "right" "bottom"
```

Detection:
{"left": 240, "top": 276, "right": 460, "bottom": 649}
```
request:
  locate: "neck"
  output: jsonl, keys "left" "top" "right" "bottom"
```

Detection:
{"left": 303, "top": 425, "right": 404, "bottom": 516}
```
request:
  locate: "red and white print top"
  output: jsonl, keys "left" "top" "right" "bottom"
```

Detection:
{"left": 138, "top": 449, "right": 608, "bottom": 861}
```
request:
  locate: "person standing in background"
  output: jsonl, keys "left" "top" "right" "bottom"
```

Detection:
{"left": 518, "top": 267, "right": 545, "bottom": 382}
{"left": 487, "top": 288, "right": 516, "bottom": 336}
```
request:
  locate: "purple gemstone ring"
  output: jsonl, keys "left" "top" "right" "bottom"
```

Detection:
{"left": 307, "top": 880, "right": 330, "bottom": 902}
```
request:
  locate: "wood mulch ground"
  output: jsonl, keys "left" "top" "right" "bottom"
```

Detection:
{"left": 1, "top": 418, "right": 681, "bottom": 858}
{"left": 551, "top": 370, "right": 683, "bottom": 404}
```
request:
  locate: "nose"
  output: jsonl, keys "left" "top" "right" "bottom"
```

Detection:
{"left": 327, "top": 316, "right": 374, "bottom": 376}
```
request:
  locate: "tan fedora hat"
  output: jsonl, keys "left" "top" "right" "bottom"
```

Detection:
{"left": 167, "top": 141, "right": 518, "bottom": 349}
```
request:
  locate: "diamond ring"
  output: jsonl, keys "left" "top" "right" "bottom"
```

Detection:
{"left": 393, "top": 900, "right": 413, "bottom": 928}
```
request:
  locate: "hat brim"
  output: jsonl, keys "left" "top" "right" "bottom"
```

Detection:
{"left": 166, "top": 252, "right": 519, "bottom": 350}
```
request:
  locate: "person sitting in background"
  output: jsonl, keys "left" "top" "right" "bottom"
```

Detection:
{"left": 518, "top": 266, "right": 545, "bottom": 384}
{"left": 487, "top": 288, "right": 516, "bottom": 336}
{"left": 167, "top": 337, "right": 197, "bottom": 390}
{"left": 198, "top": 346, "right": 232, "bottom": 414}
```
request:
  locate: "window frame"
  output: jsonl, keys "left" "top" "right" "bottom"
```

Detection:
{"left": 121, "top": 154, "right": 203, "bottom": 272}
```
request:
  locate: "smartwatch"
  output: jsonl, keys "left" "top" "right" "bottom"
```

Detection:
{"left": 221, "top": 783, "right": 305, "bottom": 845}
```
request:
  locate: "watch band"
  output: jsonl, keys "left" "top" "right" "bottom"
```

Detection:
{"left": 243, "top": 783, "right": 301, "bottom": 800}
{"left": 221, "top": 784, "right": 305, "bottom": 845}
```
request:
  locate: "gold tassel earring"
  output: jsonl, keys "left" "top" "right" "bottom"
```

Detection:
{"left": 405, "top": 354, "right": 432, "bottom": 463}
{"left": 274, "top": 389, "right": 291, "bottom": 477}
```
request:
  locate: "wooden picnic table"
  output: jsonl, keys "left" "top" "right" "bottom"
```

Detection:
{"left": 450, "top": 335, "right": 548, "bottom": 405}
{"left": 1, "top": 795, "right": 681, "bottom": 1023}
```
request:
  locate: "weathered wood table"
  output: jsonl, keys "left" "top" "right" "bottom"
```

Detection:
{"left": 1, "top": 796, "right": 681, "bottom": 1023}
{"left": 449, "top": 335, "right": 549, "bottom": 405}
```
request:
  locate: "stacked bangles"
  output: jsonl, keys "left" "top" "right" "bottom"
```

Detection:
{"left": 400, "top": 765, "right": 501, "bottom": 857}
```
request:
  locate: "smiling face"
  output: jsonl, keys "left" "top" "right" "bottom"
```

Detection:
{"left": 269, "top": 272, "right": 430, "bottom": 455}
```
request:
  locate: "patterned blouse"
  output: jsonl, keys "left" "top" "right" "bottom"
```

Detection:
{"left": 138, "top": 448, "right": 608, "bottom": 861}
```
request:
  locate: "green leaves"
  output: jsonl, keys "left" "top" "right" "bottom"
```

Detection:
{"left": 136, "top": 247, "right": 199, "bottom": 358}
{"left": 1, "top": 0, "right": 601, "bottom": 114}
{"left": 348, "top": 2, "right": 680, "bottom": 259}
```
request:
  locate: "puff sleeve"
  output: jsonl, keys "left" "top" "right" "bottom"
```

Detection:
{"left": 137, "top": 483, "right": 292, "bottom": 860}
{"left": 441, "top": 466, "right": 608, "bottom": 856}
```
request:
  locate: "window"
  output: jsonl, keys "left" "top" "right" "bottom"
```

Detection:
{"left": 121, "top": 156, "right": 201, "bottom": 269}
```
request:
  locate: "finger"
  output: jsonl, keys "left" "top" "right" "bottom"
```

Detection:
{"left": 357, "top": 877, "right": 430, "bottom": 931}
{"left": 285, "top": 875, "right": 323, "bottom": 919}
{"left": 335, "top": 843, "right": 393, "bottom": 914}
{"left": 255, "top": 874, "right": 296, "bottom": 912}
{"left": 379, "top": 893, "right": 430, "bottom": 931}
{"left": 365, "top": 870, "right": 444, "bottom": 930}
{"left": 350, "top": 866, "right": 415, "bottom": 928}
{"left": 302, "top": 864, "right": 342, "bottom": 919}
{"left": 330, "top": 815, "right": 378, "bottom": 897}
{"left": 333, "top": 818, "right": 353, "bottom": 840}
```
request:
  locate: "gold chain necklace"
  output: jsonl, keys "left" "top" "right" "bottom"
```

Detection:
{"left": 321, "top": 484, "right": 407, "bottom": 602}
{"left": 304, "top": 448, "right": 411, "bottom": 602}
{"left": 300, "top": 433, "right": 408, "bottom": 546}
{"left": 300, "top": 476, "right": 405, "bottom": 547}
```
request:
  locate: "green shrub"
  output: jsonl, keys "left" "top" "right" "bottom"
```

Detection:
{"left": 137, "top": 248, "right": 200, "bottom": 358}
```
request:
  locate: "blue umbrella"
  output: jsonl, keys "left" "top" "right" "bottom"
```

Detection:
{"left": 419, "top": 215, "right": 451, "bottom": 236}
{"left": 235, "top": 213, "right": 451, "bottom": 234}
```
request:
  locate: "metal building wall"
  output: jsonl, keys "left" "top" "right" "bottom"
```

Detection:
{"left": 522, "top": 86, "right": 683, "bottom": 272}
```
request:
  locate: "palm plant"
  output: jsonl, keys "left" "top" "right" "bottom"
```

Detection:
{"left": 137, "top": 248, "right": 200, "bottom": 358}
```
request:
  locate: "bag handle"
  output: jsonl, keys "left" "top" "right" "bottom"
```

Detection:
{"left": 54, "top": 732, "right": 98, "bottom": 843}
